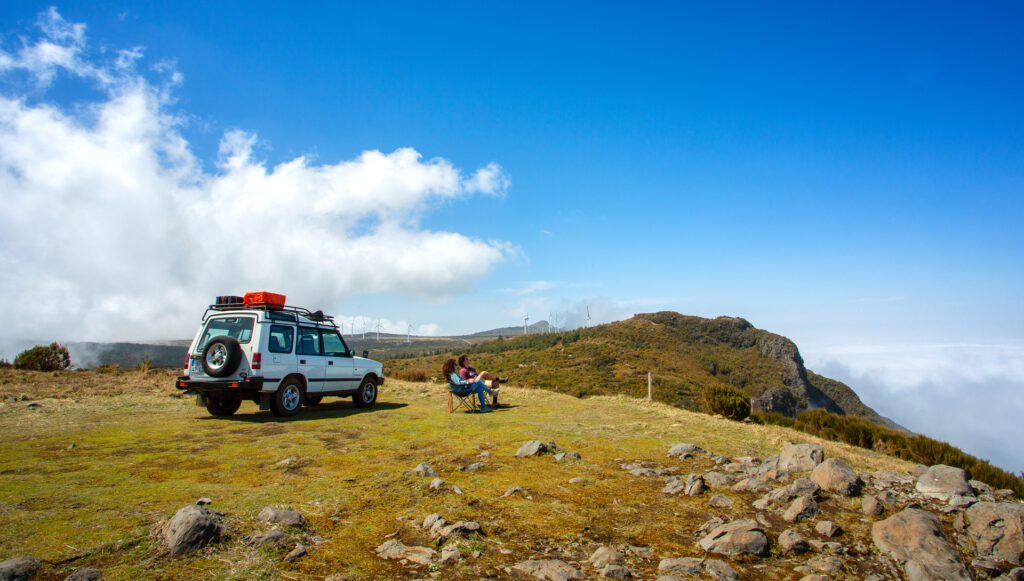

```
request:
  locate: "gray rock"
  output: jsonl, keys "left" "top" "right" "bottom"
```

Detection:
{"left": 966, "top": 501, "right": 1024, "bottom": 565}
{"left": 630, "top": 467, "right": 665, "bottom": 477}
{"left": 667, "top": 443, "right": 706, "bottom": 458}
{"left": 460, "top": 462, "right": 485, "bottom": 471}
{"left": 375, "top": 538, "right": 436, "bottom": 565}
{"left": 696, "top": 517, "right": 726, "bottom": 537}
{"left": 503, "top": 486, "right": 525, "bottom": 498}
{"left": 872, "top": 508, "right": 970, "bottom": 581}
{"left": 971, "top": 480, "right": 995, "bottom": 496}
{"left": 815, "top": 521, "right": 842, "bottom": 538}
{"left": 703, "top": 559, "right": 740, "bottom": 580}
{"left": 779, "top": 443, "right": 824, "bottom": 472}
{"left": 516, "top": 440, "right": 552, "bottom": 457}
{"left": 779, "top": 528, "right": 810, "bottom": 554}
{"left": 568, "top": 477, "right": 586, "bottom": 485}
{"left": 159, "top": 505, "right": 225, "bottom": 555}
{"left": 783, "top": 495, "right": 820, "bottom": 523}
{"left": 64, "top": 569, "right": 102, "bottom": 581}
{"left": 511, "top": 558, "right": 584, "bottom": 580}
{"left": 411, "top": 463, "right": 438, "bottom": 477}
{"left": 703, "top": 471, "right": 736, "bottom": 487}
{"left": 429, "top": 477, "right": 444, "bottom": 489}
{"left": 283, "top": 543, "right": 306, "bottom": 562}
{"left": 452, "top": 484, "right": 463, "bottom": 495}
{"left": 999, "top": 567, "right": 1024, "bottom": 581}
{"left": 916, "top": 465, "right": 972, "bottom": 501}
{"left": 435, "top": 520, "right": 482, "bottom": 540}
{"left": 601, "top": 564, "right": 632, "bottom": 578}
{"left": 655, "top": 577, "right": 688, "bottom": 581}
{"left": 257, "top": 506, "right": 303, "bottom": 527}
{"left": 195, "top": 497, "right": 212, "bottom": 505}
{"left": 732, "top": 477, "right": 771, "bottom": 493}
{"left": 797, "top": 576, "right": 829, "bottom": 581}
{"left": 0, "top": 558, "right": 41, "bottom": 581}
{"left": 247, "top": 530, "right": 292, "bottom": 549}
{"left": 555, "top": 451, "right": 581, "bottom": 461}
{"left": 806, "top": 555, "right": 843, "bottom": 574}
{"left": 699, "top": 519, "right": 769, "bottom": 556}
{"left": 588, "top": 546, "right": 624, "bottom": 568}
{"left": 948, "top": 494, "right": 977, "bottom": 508}
{"left": 811, "top": 458, "right": 862, "bottom": 497}
{"left": 658, "top": 557, "right": 703, "bottom": 575}
{"left": 439, "top": 544, "right": 462, "bottom": 564}
{"left": 862, "top": 494, "right": 884, "bottom": 515}
{"left": 686, "top": 474, "right": 708, "bottom": 496}
{"left": 707, "top": 494, "right": 734, "bottom": 508}
{"left": 422, "top": 513, "right": 443, "bottom": 529}
{"left": 997, "top": 490, "right": 1018, "bottom": 501}
{"left": 662, "top": 477, "right": 686, "bottom": 495}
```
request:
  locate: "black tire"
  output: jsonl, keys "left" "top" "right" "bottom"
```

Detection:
{"left": 205, "top": 395, "right": 241, "bottom": 417}
{"left": 353, "top": 376, "right": 378, "bottom": 408}
{"left": 271, "top": 379, "right": 303, "bottom": 417}
{"left": 304, "top": 394, "right": 323, "bottom": 406}
{"left": 202, "top": 336, "right": 242, "bottom": 378}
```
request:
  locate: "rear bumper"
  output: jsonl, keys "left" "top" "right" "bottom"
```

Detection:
{"left": 176, "top": 376, "right": 265, "bottom": 395}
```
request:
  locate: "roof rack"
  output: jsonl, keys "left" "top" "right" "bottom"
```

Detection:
{"left": 204, "top": 303, "right": 336, "bottom": 325}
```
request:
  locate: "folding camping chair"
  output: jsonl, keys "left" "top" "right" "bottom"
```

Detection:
{"left": 447, "top": 385, "right": 480, "bottom": 414}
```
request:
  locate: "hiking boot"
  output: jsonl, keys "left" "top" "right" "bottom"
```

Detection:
{"left": 479, "top": 406, "right": 493, "bottom": 413}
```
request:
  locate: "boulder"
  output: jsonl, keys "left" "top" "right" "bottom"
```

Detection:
{"left": 516, "top": 441, "right": 553, "bottom": 457}
{"left": 662, "top": 477, "right": 686, "bottom": 496}
{"left": 779, "top": 443, "right": 824, "bottom": 473}
{"left": 685, "top": 474, "right": 708, "bottom": 496}
{"left": 707, "top": 495, "right": 734, "bottom": 508}
{"left": 966, "top": 502, "right": 1024, "bottom": 565}
{"left": 703, "top": 471, "right": 736, "bottom": 487}
{"left": 375, "top": 538, "right": 436, "bottom": 565}
{"left": 783, "top": 495, "right": 820, "bottom": 523}
{"left": 588, "top": 546, "right": 623, "bottom": 568}
{"left": 511, "top": 558, "right": 584, "bottom": 580}
{"left": 246, "top": 531, "right": 292, "bottom": 549}
{"left": 915, "top": 465, "right": 972, "bottom": 501}
{"left": 600, "top": 564, "right": 632, "bottom": 578}
{"left": 667, "top": 443, "right": 706, "bottom": 458}
{"left": 703, "top": 559, "right": 740, "bottom": 580}
{"left": 862, "top": 494, "right": 884, "bottom": 515}
{"left": 815, "top": 521, "right": 842, "bottom": 538}
{"left": 283, "top": 543, "right": 306, "bottom": 563}
{"left": 732, "top": 478, "right": 771, "bottom": 493}
{"left": 806, "top": 555, "right": 843, "bottom": 574}
{"left": 871, "top": 508, "right": 970, "bottom": 581}
{"left": 699, "top": 519, "right": 769, "bottom": 556}
{"left": 811, "top": 458, "right": 862, "bottom": 497}
{"left": 158, "top": 505, "right": 225, "bottom": 555}
{"left": 422, "top": 513, "right": 443, "bottom": 529}
{"left": 0, "top": 558, "right": 41, "bottom": 581}
{"left": 435, "top": 520, "right": 482, "bottom": 539}
{"left": 439, "top": 544, "right": 462, "bottom": 564}
{"left": 64, "top": 569, "right": 102, "bottom": 581}
{"left": 411, "top": 463, "right": 438, "bottom": 477}
{"left": 779, "top": 529, "right": 810, "bottom": 554}
{"left": 658, "top": 558, "right": 703, "bottom": 575}
{"left": 257, "top": 507, "right": 303, "bottom": 527}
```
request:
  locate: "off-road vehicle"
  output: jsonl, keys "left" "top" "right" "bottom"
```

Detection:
{"left": 176, "top": 293, "right": 384, "bottom": 417}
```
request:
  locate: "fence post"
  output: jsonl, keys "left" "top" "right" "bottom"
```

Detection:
{"left": 647, "top": 372, "right": 652, "bottom": 401}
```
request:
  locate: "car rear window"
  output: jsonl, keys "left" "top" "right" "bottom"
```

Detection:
{"left": 196, "top": 317, "right": 255, "bottom": 351}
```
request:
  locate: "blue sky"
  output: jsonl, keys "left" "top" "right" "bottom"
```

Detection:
{"left": 1, "top": 2, "right": 1022, "bottom": 470}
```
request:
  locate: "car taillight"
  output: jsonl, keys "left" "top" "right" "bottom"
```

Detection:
{"left": 252, "top": 352, "right": 261, "bottom": 370}
{"left": 183, "top": 356, "right": 190, "bottom": 370}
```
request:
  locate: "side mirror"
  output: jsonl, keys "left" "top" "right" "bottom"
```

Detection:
{"left": 361, "top": 350, "right": 369, "bottom": 358}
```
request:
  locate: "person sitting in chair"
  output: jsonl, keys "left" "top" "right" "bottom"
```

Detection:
{"left": 458, "top": 354, "right": 507, "bottom": 407}
{"left": 443, "top": 357, "right": 494, "bottom": 413}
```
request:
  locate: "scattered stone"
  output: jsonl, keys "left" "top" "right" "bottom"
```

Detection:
{"left": 511, "top": 558, "right": 584, "bottom": 580}
{"left": 601, "top": 564, "right": 632, "bottom": 578}
{"left": 862, "top": 494, "right": 884, "bottom": 515}
{"left": 815, "top": 521, "right": 842, "bottom": 538}
{"left": 783, "top": 495, "right": 820, "bottom": 523}
{"left": 195, "top": 497, "right": 212, "bottom": 506}
{"left": 667, "top": 443, "right": 707, "bottom": 458}
{"left": 1001, "top": 567, "right": 1024, "bottom": 581}
{"left": 439, "top": 544, "right": 462, "bottom": 564}
{"left": 588, "top": 546, "right": 624, "bottom": 568}
{"left": 658, "top": 557, "right": 703, "bottom": 575}
{"left": 732, "top": 477, "right": 771, "bottom": 493}
{"left": 703, "top": 471, "right": 736, "bottom": 487}
{"left": 797, "top": 576, "right": 829, "bottom": 581}
{"left": 64, "top": 568, "right": 102, "bottom": 581}
{"left": 703, "top": 559, "right": 740, "bottom": 580}
{"left": 779, "top": 443, "right": 824, "bottom": 472}
{"left": 916, "top": 465, "right": 972, "bottom": 501}
{"left": 283, "top": 544, "right": 306, "bottom": 562}
{"left": 568, "top": 477, "right": 586, "bottom": 485}
{"left": 696, "top": 517, "right": 726, "bottom": 537}
{"left": 435, "top": 521, "right": 482, "bottom": 540}
{"left": 275, "top": 456, "right": 300, "bottom": 467}
{"left": 0, "top": 558, "right": 41, "bottom": 581}
{"left": 872, "top": 508, "right": 970, "bottom": 581}
{"left": 375, "top": 539, "right": 436, "bottom": 566}
{"left": 429, "top": 478, "right": 444, "bottom": 490}
{"left": 451, "top": 484, "right": 463, "bottom": 495}
{"left": 662, "top": 477, "right": 686, "bottom": 496}
{"left": 422, "top": 513, "right": 443, "bottom": 529}
{"left": 478, "top": 450, "right": 492, "bottom": 457}
{"left": 554, "top": 451, "right": 582, "bottom": 461}
{"left": 948, "top": 494, "right": 977, "bottom": 508}
{"left": 503, "top": 486, "right": 525, "bottom": 498}
{"left": 707, "top": 494, "right": 734, "bottom": 508}
{"left": 411, "top": 463, "right": 438, "bottom": 477}
{"left": 973, "top": 557, "right": 1002, "bottom": 574}
{"left": 997, "top": 490, "right": 1017, "bottom": 501}
{"left": 460, "top": 462, "right": 485, "bottom": 471}
{"left": 966, "top": 501, "right": 1024, "bottom": 565}
{"left": 811, "top": 458, "right": 862, "bottom": 497}
{"left": 246, "top": 531, "right": 292, "bottom": 549}
{"left": 685, "top": 474, "right": 708, "bottom": 496}
{"left": 779, "top": 529, "right": 810, "bottom": 554}
{"left": 157, "top": 505, "right": 225, "bottom": 554}
{"left": 516, "top": 441, "right": 553, "bottom": 458}
{"left": 257, "top": 507, "right": 303, "bottom": 527}
{"left": 971, "top": 480, "right": 995, "bottom": 496}
{"left": 630, "top": 467, "right": 666, "bottom": 477}
{"left": 699, "top": 519, "right": 769, "bottom": 556}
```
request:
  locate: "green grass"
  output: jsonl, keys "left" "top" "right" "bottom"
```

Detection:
{"left": 0, "top": 368, "right": 917, "bottom": 579}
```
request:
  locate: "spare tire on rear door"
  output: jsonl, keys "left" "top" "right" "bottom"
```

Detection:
{"left": 202, "top": 336, "right": 242, "bottom": 377}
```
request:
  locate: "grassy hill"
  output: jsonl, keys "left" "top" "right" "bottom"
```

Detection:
{"left": 386, "top": 312, "right": 892, "bottom": 426}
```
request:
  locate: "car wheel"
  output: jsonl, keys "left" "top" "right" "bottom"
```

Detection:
{"left": 353, "top": 376, "right": 378, "bottom": 408}
{"left": 271, "top": 379, "right": 303, "bottom": 417}
{"left": 202, "top": 336, "right": 242, "bottom": 378}
{"left": 304, "top": 394, "right": 323, "bottom": 406}
{"left": 205, "top": 396, "right": 241, "bottom": 417}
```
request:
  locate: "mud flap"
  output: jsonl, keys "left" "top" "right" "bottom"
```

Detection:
{"left": 259, "top": 392, "right": 272, "bottom": 411}
{"left": 195, "top": 394, "right": 207, "bottom": 407}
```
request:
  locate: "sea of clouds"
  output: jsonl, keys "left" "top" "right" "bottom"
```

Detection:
{"left": 0, "top": 9, "right": 511, "bottom": 352}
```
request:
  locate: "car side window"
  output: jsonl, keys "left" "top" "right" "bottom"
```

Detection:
{"left": 322, "top": 331, "right": 349, "bottom": 357}
{"left": 269, "top": 325, "right": 294, "bottom": 353}
{"left": 297, "top": 327, "right": 322, "bottom": 356}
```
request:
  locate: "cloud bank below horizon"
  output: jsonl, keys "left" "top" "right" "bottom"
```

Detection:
{"left": 0, "top": 9, "right": 512, "bottom": 346}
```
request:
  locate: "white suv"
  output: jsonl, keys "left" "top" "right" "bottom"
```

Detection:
{"left": 176, "top": 294, "right": 384, "bottom": 417}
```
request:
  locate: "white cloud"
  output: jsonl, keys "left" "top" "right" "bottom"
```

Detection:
{"left": 496, "top": 280, "right": 560, "bottom": 296}
{"left": 0, "top": 9, "right": 513, "bottom": 348}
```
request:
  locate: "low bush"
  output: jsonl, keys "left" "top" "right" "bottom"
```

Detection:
{"left": 393, "top": 367, "right": 428, "bottom": 382}
{"left": 14, "top": 343, "right": 71, "bottom": 372}
{"left": 703, "top": 383, "right": 751, "bottom": 420}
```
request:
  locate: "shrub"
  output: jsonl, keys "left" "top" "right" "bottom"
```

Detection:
{"left": 14, "top": 343, "right": 71, "bottom": 371}
{"left": 0, "top": 358, "right": 11, "bottom": 369}
{"left": 135, "top": 355, "right": 153, "bottom": 373}
{"left": 703, "top": 383, "right": 751, "bottom": 421}
{"left": 393, "top": 367, "right": 428, "bottom": 382}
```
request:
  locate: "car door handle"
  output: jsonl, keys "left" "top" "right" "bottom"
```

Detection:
{"left": 328, "top": 361, "right": 334, "bottom": 365}
{"left": 300, "top": 359, "right": 306, "bottom": 364}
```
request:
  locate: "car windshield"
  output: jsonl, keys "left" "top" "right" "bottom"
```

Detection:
{"left": 196, "top": 317, "right": 255, "bottom": 351}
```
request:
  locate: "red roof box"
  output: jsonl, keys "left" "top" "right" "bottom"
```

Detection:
{"left": 243, "top": 291, "right": 286, "bottom": 308}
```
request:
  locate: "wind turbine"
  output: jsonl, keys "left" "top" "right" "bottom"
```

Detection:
{"left": 586, "top": 305, "right": 591, "bottom": 329}
{"left": 376, "top": 319, "right": 381, "bottom": 341}
{"left": 524, "top": 313, "right": 529, "bottom": 335}
{"left": 407, "top": 323, "right": 412, "bottom": 343}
